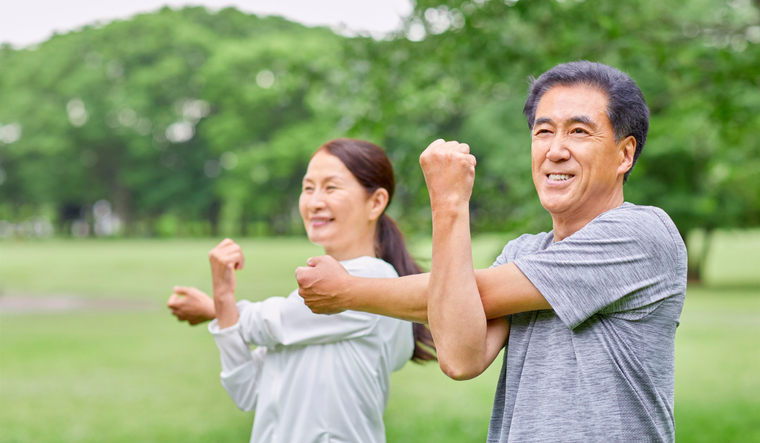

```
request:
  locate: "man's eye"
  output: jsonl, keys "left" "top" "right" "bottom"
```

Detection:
{"left": 571, "top": 128, "right": 587, "bottom": 134}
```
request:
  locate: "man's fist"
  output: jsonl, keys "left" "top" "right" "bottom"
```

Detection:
{"left": 419, "top": 139, "right": 476, "bottom": 206}
{"left": 167, "top": 286, "right": 216, "bottom": 325}
{"left": 296, "top": 255, "right": 352, "bottom": 314}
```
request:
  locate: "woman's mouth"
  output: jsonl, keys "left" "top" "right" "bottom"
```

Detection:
{"left": 310, "top": 217, "right": 333, "bottom": 227}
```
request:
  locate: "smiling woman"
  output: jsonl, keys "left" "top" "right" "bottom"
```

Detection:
{"left": 167, "top": 138, "right": 434, "bottom": 443}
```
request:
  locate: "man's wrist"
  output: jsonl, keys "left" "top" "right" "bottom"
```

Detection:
{"left": 342, "top": 275, "right": 360, "bottom": 311}
{"left": 431, "top": 199, "right": 469, "bottom": 220}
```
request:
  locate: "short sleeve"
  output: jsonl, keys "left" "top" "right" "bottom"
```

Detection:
{"left": 513, "top": 206, "right": 683, "bottom": 330}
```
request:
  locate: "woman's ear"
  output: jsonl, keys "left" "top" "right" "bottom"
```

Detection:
{"left": 367, "top": 188, "right": 389, "bottom": 221}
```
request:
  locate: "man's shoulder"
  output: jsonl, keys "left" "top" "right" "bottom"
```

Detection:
{"left": 492, "top": 232, "right": 552, "bottom": 267}
{"left": 591, "top": 203, "right": 684, "bottom": 250}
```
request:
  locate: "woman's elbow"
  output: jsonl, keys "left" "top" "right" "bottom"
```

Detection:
{"left": 235, "top": 400, "right": 255, "bottom": 412}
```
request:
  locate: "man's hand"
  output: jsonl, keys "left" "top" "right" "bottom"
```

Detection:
{"left": 209, "top": 238, "right": 244, "bottom": 298}
{"left": 419, "top": 139, "right": 476, "bottom": 208}
{"left": 167, "top": 286, "right": 216, "bottom": 325}
{"left": 296, "top": 255, "right": 353, "bottom": 314}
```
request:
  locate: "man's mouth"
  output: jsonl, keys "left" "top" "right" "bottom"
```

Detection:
{"left": 547, "top": 173, "right": 574, "bottom": 181}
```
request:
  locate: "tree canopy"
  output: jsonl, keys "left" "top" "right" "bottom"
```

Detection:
{"left": 1, "top": 1, "right": 758, "bottom": 239}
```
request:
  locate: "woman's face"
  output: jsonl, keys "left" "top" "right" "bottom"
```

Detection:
{"left": 299, "top": 151, "right": 386, "bottom": 260}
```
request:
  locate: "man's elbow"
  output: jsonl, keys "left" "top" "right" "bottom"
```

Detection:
{"left": 438, "top": 358, "right": 485, "bottom": 381}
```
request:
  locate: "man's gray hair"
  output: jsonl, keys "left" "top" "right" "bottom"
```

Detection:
{"left": 523, "top": 61, "right": 649, "bottom": 182}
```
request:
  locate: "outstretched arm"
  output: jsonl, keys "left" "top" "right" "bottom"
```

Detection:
{"left": 297, "top": 256, "right": 429, "bottom": 322}
{"left": 297, "top": 254, "right": 546, "bottom": 324}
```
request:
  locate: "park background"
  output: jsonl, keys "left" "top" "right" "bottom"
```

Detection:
{"left": 0, "top": 0, "right": 758, "bottom": 442}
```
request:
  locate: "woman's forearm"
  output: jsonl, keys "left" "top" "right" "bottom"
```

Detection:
{"left": 214, "top": 291, "right": 239, "bottom": 329}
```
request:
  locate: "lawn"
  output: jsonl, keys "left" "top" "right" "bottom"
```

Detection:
{"left": 0, "top": 237, "right": 758, "bottom": 442}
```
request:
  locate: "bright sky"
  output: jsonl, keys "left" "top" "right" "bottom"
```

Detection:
{"left": 0, "top": 0, "right": 413, "bottom": 48}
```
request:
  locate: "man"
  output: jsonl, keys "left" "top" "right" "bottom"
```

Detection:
{"left": 296, "top": 61, "right": 686, "bottom": 443}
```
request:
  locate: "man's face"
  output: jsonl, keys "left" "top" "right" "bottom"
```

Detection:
{"left": 531, "top": 85, "right": 631, "bottom": 224}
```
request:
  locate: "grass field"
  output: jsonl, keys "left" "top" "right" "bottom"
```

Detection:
{"left": 1, "top": 237, "right": 758, "bottom": 442}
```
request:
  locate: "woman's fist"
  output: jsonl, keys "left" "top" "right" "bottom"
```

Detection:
{"left": 209, "top": 238, "right": 244, "bottom": 297}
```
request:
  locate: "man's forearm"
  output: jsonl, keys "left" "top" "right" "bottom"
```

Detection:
{"left": 427, "top": 203, "right": 489, "bottom": 380}
{"left": 347, "top": 273, "right": 430, "bottom": 323}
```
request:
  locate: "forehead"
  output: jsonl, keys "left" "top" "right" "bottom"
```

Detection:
{"left": 304, "top": 151, "right": 351, "bottom": 180}
{"left": 535, "top": 84, "right": 610, "bottom": 124}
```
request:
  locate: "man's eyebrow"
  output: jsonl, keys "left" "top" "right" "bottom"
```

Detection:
{"left": 534, "top": 117, "right": 553, "bottom": 126}
{"left": 567, "top": 115, "right": 596, "bottom": 127}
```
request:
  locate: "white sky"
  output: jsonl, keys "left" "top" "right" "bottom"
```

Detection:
{"left": 0, "top": 0, "right": 413, "bottom": 48}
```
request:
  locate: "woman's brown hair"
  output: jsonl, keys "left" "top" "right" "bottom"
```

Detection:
{"left": 316, "top": 138, "right": 436, "bottom": 363}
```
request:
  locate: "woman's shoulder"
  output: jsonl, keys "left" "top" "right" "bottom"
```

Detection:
{"left": 341, "top": 256, "right": 399, "bottom": 279}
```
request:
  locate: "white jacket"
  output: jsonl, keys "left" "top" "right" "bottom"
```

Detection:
{"left": 208, "top": 256, "right": 414, "bottom": 443}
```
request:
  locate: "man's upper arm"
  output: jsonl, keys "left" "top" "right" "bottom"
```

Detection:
{"left": 511, "top": 208, "right": 682, "bottom": 329}
{"left": 476, "top": 264, "right": 551, "bottom": 319}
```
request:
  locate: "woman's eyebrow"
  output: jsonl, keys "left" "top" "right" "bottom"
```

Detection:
{"left": 303, "top": 175, "right": 343, "bottom": 183}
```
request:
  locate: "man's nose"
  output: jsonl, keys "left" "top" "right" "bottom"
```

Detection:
{"left": 546, "top": 135, "right": 570, "bottom": 162}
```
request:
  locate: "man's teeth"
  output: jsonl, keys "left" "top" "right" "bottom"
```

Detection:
{"left": 548, "top": 174, "right": 573, "bottom": 181}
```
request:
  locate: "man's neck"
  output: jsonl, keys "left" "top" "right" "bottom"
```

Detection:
{"left": 551, "top": 193, "right": 625, "bottom": 242}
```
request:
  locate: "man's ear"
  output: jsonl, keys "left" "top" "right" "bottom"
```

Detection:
{"left": 617, "top": 135, "right": 636, "bottom": 177}
{"left": 368, "top": 188, "right": 389, "bottom": 221}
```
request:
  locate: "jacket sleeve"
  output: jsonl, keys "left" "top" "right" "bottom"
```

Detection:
{"left": 208, "top": 317, "right": 267, "bottom": 412}
{"left": 235, "top": 296, "right": 379, "bottom": 348}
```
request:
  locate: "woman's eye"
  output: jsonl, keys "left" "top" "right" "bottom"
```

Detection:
{"left": 326, "top": 186, "right": 337, "bottom": 191}
{"left": 535, "top": 129, "right": 551, "bottom": 135}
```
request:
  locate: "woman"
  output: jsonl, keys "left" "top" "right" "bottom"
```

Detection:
{"left": 168, "top": 139, "right": 435, "bottom": 443}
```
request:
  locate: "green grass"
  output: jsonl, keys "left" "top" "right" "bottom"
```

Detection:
{"left": 1, "top": 237, "right": 758, "bottom": 442}
{"left": 701, "top": 229, "right": 760, "bottom": 287}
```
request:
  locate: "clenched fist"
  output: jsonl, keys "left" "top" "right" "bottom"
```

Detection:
{"left": 209, "top": 238, "right": 244, "bottom": 298}
{"left": 419, "top": 139, "right": 476, "bottom": 207}
{"left": 167, "top": 286, "right": 216, "bottom": 325}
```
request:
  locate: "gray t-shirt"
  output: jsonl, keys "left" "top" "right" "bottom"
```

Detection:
{"left": 487, "top": 203, "right": 687, "bottom": 443}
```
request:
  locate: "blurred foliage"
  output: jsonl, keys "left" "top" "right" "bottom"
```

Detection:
{"left": 0, "top": 1, "right": 758, "bottom": 238}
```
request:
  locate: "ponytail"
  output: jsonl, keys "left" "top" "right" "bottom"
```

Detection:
{"left": 376, "top": 214, "right": 437, "bottom": 363}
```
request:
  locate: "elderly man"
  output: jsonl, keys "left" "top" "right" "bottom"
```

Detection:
{"left": 296, "top": 61, "right": 686, "bottom": 443}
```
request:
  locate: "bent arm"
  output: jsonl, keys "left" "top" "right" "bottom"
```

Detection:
{"left": 208, "top": 319, "right": 266, "bottom": 412}
{"left": 237, "top": 297, "right": 379, "bottom": 347}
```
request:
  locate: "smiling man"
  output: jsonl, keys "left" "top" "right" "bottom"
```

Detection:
{"left": 296, "top": 61, "right": 687, "bottom": 443}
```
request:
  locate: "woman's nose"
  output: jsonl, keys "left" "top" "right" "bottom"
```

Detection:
{"left": 306, "top": 189, "right": 326, "bottom": 210}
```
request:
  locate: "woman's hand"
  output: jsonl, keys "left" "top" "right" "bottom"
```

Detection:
{"left": 209, "top": 238, "right": 244, "bottom": 299}
{"left": 167, "top": 286, "right": 216, "bottom": 325}
{"left": 209, "top": 238, "right": 244, "bottom": 329}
